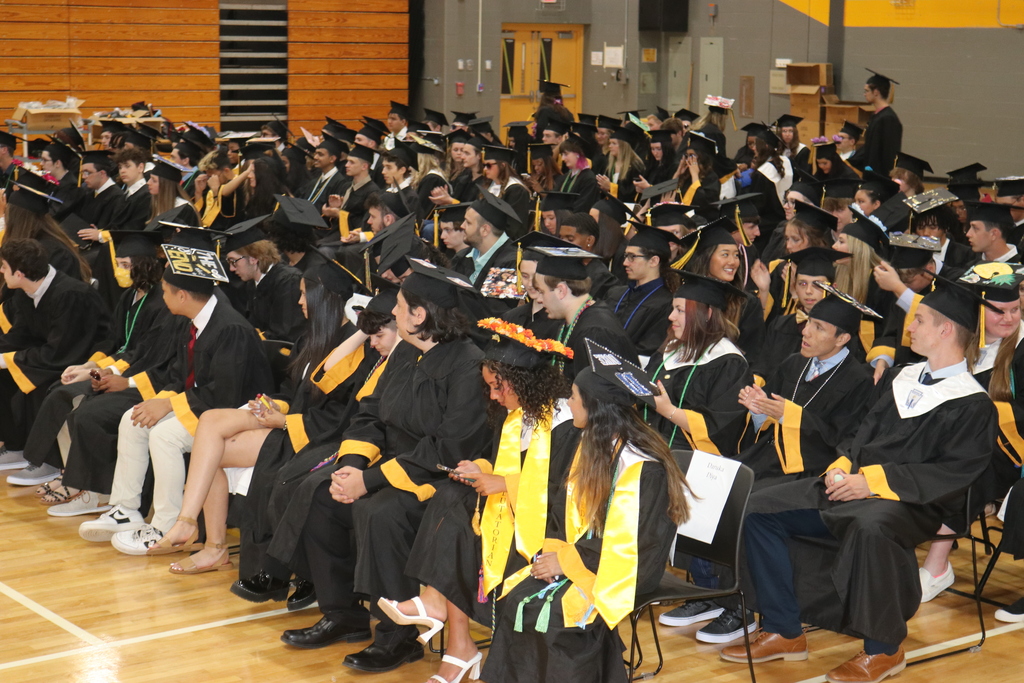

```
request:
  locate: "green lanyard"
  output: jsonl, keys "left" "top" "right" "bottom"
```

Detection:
{"left": 645, "top": 349, "right": 703, "bottom": 448}
{"left": 554, "top": 298, "right": 594, "bottom": 371}
{"left": 561, "top": 171, "right": 578, "bottom": 193}
{"left": 117, "top": 291, "right": 148, "bottom": 354}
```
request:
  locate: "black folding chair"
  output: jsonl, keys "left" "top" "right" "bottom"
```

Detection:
{"left": 626, "top": 450, "right": 756, "bottom": 682}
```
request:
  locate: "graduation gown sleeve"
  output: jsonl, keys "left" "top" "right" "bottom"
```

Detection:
{"left": 849, "top": 107, "right": 902, "bottom": 173}
{"left": 678, "top": 170, "right": 720, "bottom": 210}
{"left": 415, "top": 173, "right": 448, "bottom": 220}
{"left": 249, "top": 265, "right": 306, "bottom": 342}
{"left": 501, "top": 183, "right": 532, "bottom": 239}
{"left": 561, "top": 169, "right": 599, "bottom": 213}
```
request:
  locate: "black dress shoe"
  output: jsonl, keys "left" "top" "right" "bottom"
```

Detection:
{"left": 287, "top": 580, "right": 317, "bottom": 612}
{"left": 280, "top": 616, "right": 372, "bottom": 649}
{"left": 342, "top": 640, "right": 424, "bottom": 672}
{"left": 230, "top": 571, "right": 290, "bottom": 603}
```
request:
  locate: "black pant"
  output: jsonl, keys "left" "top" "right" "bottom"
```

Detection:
{"left": 24, "top": 380, "right": 94, "bottom": 467}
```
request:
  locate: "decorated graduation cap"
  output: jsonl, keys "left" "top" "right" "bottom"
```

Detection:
{"left": 639, "top": 179, "right": 679, "bottom": 204}
{"left": 904, "top": 188, "right": 957, "bottom": 216}
{"left": 648, "top": 202, "right": 692, "bottom": 228}
{"left": 144, "top": 203, "right": 200, "bottom": 234}
{"left": 742, "top": 122, "right": 780, "bottom": 148}
{"left": 592, "top": 192, "right": 637, "bottom": 225}
{"left": 674, "top": 271, "right": 745, "bottom": 311}
{"left": 859, "top": 170, "right": 901, "bottom": 203}
{"left": 273, "top": 194, "right": 328, "bottom": 233}
{"left": 7, "top": 181, "right": 60, "bottom": 214}
{"left": 469, "top": 190, "right": 521, "bottom": 234}
{"left": 627, "top": 223, "right": 682, "bottom": 259}
{"left": 161, "top": 242, "right": 229, "bottom": 294}
{"left": 401, "top": 257, "right": 478, "bottom": 309}
{"left": 479, "top": 317, "right": 572, "bottom": 369}
{"left": 309, "top": 259, "right": 362, "bottom": 298}
{"left": 107, "top": 230, "right": 164, "bottom": 259}
{"left": 684, "top": 130, "right": 718, "bottom": 157}
{"left": 788, "top": 246, "right": 844, "bottom": 279}
{"left": 888, "top": 233, "right": 940, "bottom": 270}
{"left": 534, "top": 245, "right": 598, "bottom": 281}
{"left": 839, "top": 121, "right": 863, "bottom": 139}
{"left": 704, "top": 95, "right": 735, "bottom": 113}
{"left": 994, "top": 176, "right": 1024, "bottom": 198}
{"left": 810, "top": 282, "right": 882, "bottom": 335}
{"left": 793, "top": 200, "right": 839, "bottom": 234}
{"left": 223, "top": 214, "right": 271, "bottom": 253}
{"left": 773, "top": 114, "right": 803, "bottom": 129}
{"left": 579, "top": 339, "right": 657, "bottom": 407}
{"left": 539, "top": 191, "right": 578, "bottom": 212}
{"left": 894, "top": 152, "right": 932, "bottom": 178}
{"left": 958, "top": 262, "right": 1024, "bottom": 304}
{"left": 965, "top": 200, "right": 1015, "bottom": 230}
{"left": 146, "top": 157, "right": 183, "bottom": 183}
{"left": 422, "top": 108, "right": 448, "bottom": 128}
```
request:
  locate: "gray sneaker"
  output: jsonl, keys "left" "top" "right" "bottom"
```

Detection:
{"left": 7, "top": 462, "right": 60, "bottom": 486}
{"left": 659, "top": 599, "right": 725, "bottom": 626}
{"left": 0, "top": 448, "right": 28, "bottom": 471}
{"left": 48, "top": 490, "right": 111, "bottom": 518}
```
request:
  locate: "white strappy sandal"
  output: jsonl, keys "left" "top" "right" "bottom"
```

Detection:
{"left": 377, "top": 596, "right": 445, "bottom": 644}
{"left": 428, "top": 652, "right": 483, "bottom": 683}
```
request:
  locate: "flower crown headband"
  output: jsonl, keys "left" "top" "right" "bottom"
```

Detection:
{"left": 477, "top": 318, "right": 573, "bottom": 359}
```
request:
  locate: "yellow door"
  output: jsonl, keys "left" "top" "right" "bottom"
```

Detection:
{"left": 499, "top": 24, "right": 584, "bottom": 137}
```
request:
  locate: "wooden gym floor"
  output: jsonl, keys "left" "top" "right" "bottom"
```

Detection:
{"left": 2, "top": 481, "right": 1022, "bottom": 683}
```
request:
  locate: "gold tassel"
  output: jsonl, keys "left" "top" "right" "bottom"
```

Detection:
{"left": 516, "top": 245, "right": 523, "bottom": 294}
{"left": 734, "top": 205, "right": 750, "bottom": 247}
{"left": 471, "top": 493, "right": 482, "bottom": 536}
{"left": 979, "top": 298, "right": 986, "bottom": 349}
{"left": 674, "top": 236, "right": 700, "bottom": 269}
{"left": 433, "top": 210, "right": 439, "bottom": 248}
{"left": 729, "top": 109, "right": 738, "bottom": 131}
{"left": 364, "top": 249, "right": 371, "bottom": 286}
{"left": 533, "top": 196, "right": 541, "bottom": 232}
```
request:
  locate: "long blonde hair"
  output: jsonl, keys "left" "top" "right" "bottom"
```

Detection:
{"left": 833, "top": 237, "right": 881, "bottom": 302}
{"left": 609, "top": 141, "right": 645, "bottom": 180}
{"left": 989, "top": 324, "right": 1020, "bottom": 402}
{"left": 149, "top": 177, "right": 190, "bottom": 220}
{"left": 411, "top": 153, "right": 444, "bottom": 186}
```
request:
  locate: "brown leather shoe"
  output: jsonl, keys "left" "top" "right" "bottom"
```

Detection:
{"left": 825, "top": 647, "right": 906, "bottom": 683}
{"left": 720, "top": 631, "right": 808, "bottom": 663}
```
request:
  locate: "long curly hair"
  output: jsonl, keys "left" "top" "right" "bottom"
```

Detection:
{"left": 483, "top": 359, "right": 569, "bottom": 427}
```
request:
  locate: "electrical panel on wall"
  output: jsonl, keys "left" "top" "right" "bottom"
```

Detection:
{"left": 638, "top": 0, "right": 689, "bottom": 32}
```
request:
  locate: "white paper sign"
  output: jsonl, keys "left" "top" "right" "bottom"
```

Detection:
{"left": 675, "top": 450, "right": 740, "bottom": 544}
{"left": 591, "top": 51, "right": 604, "bottom": 67}
{"left": 604, "top": 46, "right": 624, "bottom": 69}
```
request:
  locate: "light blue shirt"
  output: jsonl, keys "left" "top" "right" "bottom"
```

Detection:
{"left": 469, "top": 231, "right": 509, "bottom": 284}
{"left": 750, "top": 348, "right": 851, "bottom": 430}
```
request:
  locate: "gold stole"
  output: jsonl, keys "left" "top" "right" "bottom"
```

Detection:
{"left": 481, "top": 409, "right": 552, "bottom": 594}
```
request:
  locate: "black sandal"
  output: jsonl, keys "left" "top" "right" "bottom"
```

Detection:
{"left": 39, "top": 486, "right": 82, "bottom": 506}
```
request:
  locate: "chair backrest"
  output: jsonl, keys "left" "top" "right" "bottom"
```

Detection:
{"left": 670, "top": 449, "right": 754, "bottom": 577}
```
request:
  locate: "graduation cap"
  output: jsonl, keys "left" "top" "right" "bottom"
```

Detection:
{"left": 480, "top": 145, "right": 515, "bottom": 166}
{"left": 540, "top": 191, "right": 578, "bottom": 212}
{"left": 617, "top": 110, "right": 643, "bottom": 120}
{"left": 7, "top": 182, "right": 60, "bottom": 214}
{"left": 534, "top": 245, "right": 598, "bottom": 281}
{"left": 309, "top": 259, "right": 362, "bottom": 298}
{"left": 865, "top": 68, "right": 900, "bottom": 86}
{"left": 315, "top": 133, "right": 346, "bottom": 158}
{"left": 773, "top": 114, "right": 803, "bottom": 129}
{"left": 387, "top": 139, "right": 419, "bottom": 170}
{"left": 674, "top": 219, "right": 736, "bottom": 267}
{"left": 527, "top": 142, "right": 554, "bottom": 163}
{"left": 596, "top": 115, "right": 621, "bottom": 131}
{"left": 894, "top": 152, "right": 932, "bottom": 178}
{"left": 57, "top": 124, "right": 85, "bottom": 151}
{"left": 0, "top": 131, "right": 22, "bottom": 152}
{"left": 627, "top": 223, "right": 681, "bottom": 259}
{"left": 146, "top": 157, "right": 183, "bottom": 183}
{"left": 409, "top": 131, "right": 445, "bottom": 154}
{"left": 451, "top": 111, "right": 478, "bottom": 127}
{"left": 655, "top": 106, "right": 671, "bottom": 121}
{"left": 794, "top": 200, "right": 839, "bottom": 235}
{"left": 166, "top": 226, "right": 229, "bottom": 252}
{"left": 842, "top": 215, "right": 888, "bottom": 255}
{"left": 919, "top": 276, "right": 987, "bottom": 331}
{"left": 221, "top": 131, "right": 259, "bottom": 142}
{"left": 649, "top": 129, "right": 675, "bottom": 148}
{"left": 263, "top": 120, "right": 289, "bottom": 139}
{"left": 541, "top": 118, "right": 570, "bottom": 137}
{"left": 904, "top": 188, "right": 957, "bottom": 215}
{"left": 364, "top": 276, "right": 400, "bottom": 315}
{"left": 322, "top": 116, "right": 348, "bottom": 136}
{"left": 711, "top": 193, "right": 762, "bottom": 246}
{"left": 468, "top": 116, "right": 496, "bottom": 136}
{"left": 839, "top": 121, "right": 863, "bottom": 139}
{"left": 81, "top": 149, "right": 115, "bottom": 168}
{"left": 100, "top": 120, "right": 129, "bottom": 136}
{"left": 641, "top": 178, "right": 681, "bottom": 202}
{"left": 995, "top": 176, "right": 1024, "bottom": 198}
{"left": 144, "top": 204, "right": 200, "bottom": 233}
{"left": 348, "top": 142, "right": 377, "bottom": 164}
{"left": 106, "top": 230, "right": 164, "bottom": 259}
{"left": 378, "top": 189, "right": 412, "bottom": 219}
{"left": 674, "top": 108, "right": 700, "bottom": 122}
{"left": 611, "top": 124, "right": 642, "bottom": 149}
{"left": 273, "top": 194, "right": 328, "bottom": 233}
{"left": 822, "top": 178, "right": 861, "bottom": 200}
{"left": 378, "top": 215, "right": 424, "bottom": 275}
{"left": 470, "top": 190, "right": 522, "bottom": 233}
{"left": 13, "top": 169, "right": 58, "bottom": 196}
{"left": 222, "top": 214, "right": 271, "bottom": 253}
{"left": 357, "top": 120, "right": 386, "bottom": 144}
{"left": 888, "top": 233, "right": 940, "bottom": 270}
{"left": 648, "top": 202, "right": 693, "bottom": 228}
{"left": 162, "top": 243, "right": 229, "bottom": 293}
{"left": 121, "top": 127, "right": 155, "bottom": 150}
{"left": 958, "top": 262, "right": 1024, "bottom": 304}
{"left": 241, "top": 141, "right": 276, "bottom": 161}
{"left": 704, "top": 95, "right": 735, "bottom": 113}
{"left": 789, "top": 247, "right": 843, "bottom": 279}
{"left": 422, "top": 108, "right": 448, "bottom": 128}
{"left": 809, "top": 283, "right": 881, "bottom": 335}
{"left": 947, "top": 163, "right": 986, "bottom": 184}
{"left": 43, "top": 139, "right": 79, "bottom": 167}
{"left": 813, "top": 141, "right": 840, "bottom": 160}
{"left": 592, "top": 192, "right": 638, "bottom": 225}
{"left": 514, "top": 231, "right": 579, "bottom": 254}
{"left": 860, "top": 171, "right": 901, "bottom": 203}
{"left": 945, "top": 164, "right": 988, "bottom": 203}
{"left": 965, "top": 200, "right": 1015, "bottom": 230}
{"left": 434, "top": 201, "right": 470, "bottom": 225}
{"left": 577, "top": 113, "right": 597, "bottom": 126}
{"left": 578, "top": 340, "right": 656, "bottom": 407}
{"left": 571, "top": 120, "right": 598, "bottom": 138}
{"left": 445, "top": 128, "right": 473, "bottom": 146}
{"left": 173, "top": 139, "right": 203, "bottom": 164}
{"left": 674, "top": 271, "right": 744, "bottom": 311}
{"left": 684, "top": 131, "right": 718, "bottom": 157}
{"left": 742, "top": 122, "right": 780, "bottom": 149}
{"left": 478, "top": 317, "right": 572, "bottom": 369}
{"left": 401, "top": 257, "right": 478, "bottom": 309}
{"left": 539, "top": 80, "right": 568, "bottom": 98}
{"left": 388, "top": 101, "right": 411, "bottom": 121}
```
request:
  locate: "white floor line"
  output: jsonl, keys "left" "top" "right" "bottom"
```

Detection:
{"left": 791, "top": 621, "right": 1024, "bottom": 683}
{"left": 0, "top": 580, "right": 104, "bottom": 646}
{"left": 0, "top": 605, "right": 292, "bottom": 672}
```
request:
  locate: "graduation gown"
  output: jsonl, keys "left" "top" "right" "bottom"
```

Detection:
{"left": 751, "top": 312, "right": 804, "bottom": 382}
{"left": 849, "top": 106, "right": 902, "bottom": 173}
{"left": 867, "top": 293, "right": 924, "bottom": 370}
{"left": 605, "top": 279, "right": 672, "bottom": 357}
{"left": 585, "top": 258, "right": 621, "bottom": 301}
{"left": 738, "top": 350, "right": 874, "bottom": 483}
{"left": 872, "top": 192, "right": 910, "bottom": 233}
{"left": 50, "top": 173, "right": 86, "bottom": 222}
{"left": 481, "top": 446, "right": 675, "bottom": 683}
{"left": 736, "top": 292, "right": 767, "bottom": 365}
{"left": 745, "top": 363, "right": 996, "bottom": 645}
{"left": 247, "top": 264, "right": 306, "bottom": 343}
{"left": 938, "top": 239, "right": 976, "bottom": 273}
{"left": 787, "top": 144, "right": 811, "bottom": 176}
{"left": 498, "top": 181, "right": 532, "bottom": 240}
{"left": 557, "top": 169, "right": 600, "bottom": 213}
{"left": 450, "top": 169, "right": 485, "bottom": 204}
{"left": 501, "top": 301, "right": 563, "bottom": 340}
{"left": 646, "top": 338, "right": 751, "bottom": 454}
{"left": 292, "top": 248, "right": 331, "bottom": 275}
{"left": 678, "top": 169, "right": 721, "bottom": 211}
{"left": 414, "top": 171, "right": 448, "bottom": 221}
{"left": 79, "top": 184, "right": 127, "bottom": 230}
{"left": 299, "top": 169, "right": 349, "bottom": 213}
{"left": 339, "top": 178, "right": 380, "bottom": 236}
{"left": 448, "top": 238, "right": 519, "bottom": 316}
{"left": 407, "top": 406, "right": 581, "bottom": 624}
{"left": 118, "top": 187, "right": 151, "bottom": 231}
{"left": 564, "top": 301, "right": 640, "bottom": 379}
{"left": 38, "top": 234, "right": 82, "bottom": 282}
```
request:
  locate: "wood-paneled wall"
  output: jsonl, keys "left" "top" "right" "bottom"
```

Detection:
{"left": 0, "top": 0, "right": 220, "bottom": 130}
{"left": 288, "top": 0, "right": 409, "bottom": 135}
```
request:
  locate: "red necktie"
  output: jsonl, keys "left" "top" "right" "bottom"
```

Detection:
{"left": 185, "top": 323, "right": 198, "bottom": 390}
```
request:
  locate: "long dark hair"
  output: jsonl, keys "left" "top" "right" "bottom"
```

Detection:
{"left": 665, "top": 297, "right": 736, "bottom": 361}
{"left": 244, "top": 159, "right": 290, "bottom": 218}
{"left": 400, "top": 287, "right": 469, "bottom": 343}
{"left": 130, "top": 255, "right": 164, "bottom": 291}
{"left": 282, "top": 147, "right": 313, "bottom": 194}
{"left": 4, "top": 203, "right": 91, "bottom": 281}
{"left": 483, "top": 359, "right": 569, "bottom": 426}
{"left": 571, "top": 383, "right": 691, "bottom": 534}
{"left": 291, "top": 277, "right": 348, "bottom": 398}
{"left": 685, "top": 248, "right": 746, "bottom": 333}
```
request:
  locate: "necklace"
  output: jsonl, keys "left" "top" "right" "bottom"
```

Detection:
{"left": 554, "top": 298, "right": 594, "bottom": 371}
{"left": 117, "top": 291, "right": 148, "bottom": 354}
{"left": 791, "top": 355, "right": 845, "bottom": 408}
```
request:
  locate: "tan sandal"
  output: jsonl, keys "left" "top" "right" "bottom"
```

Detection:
{"left": 168, "top": 544, "right": 233, "bottom": 575}
{"left": 146, "top": 515, "right": 203, "bottom": 555}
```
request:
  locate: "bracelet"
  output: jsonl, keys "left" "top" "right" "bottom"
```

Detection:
{"left": 281, "top": 420, "right": 288, "bottom": 432}
{"left": 668, "top": 407, "right": 678, "bottom": 421}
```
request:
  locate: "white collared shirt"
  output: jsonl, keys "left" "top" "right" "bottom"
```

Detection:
{"left": 254, "top": 263, "right": 273, "bottom": 287}
{"left": 125, "top": 178, "right": 147, "bottom": 197}
{"left": 994, "top": 245, "right": 1019, "bottom": 263}
{"left": 94, "top": 178, "right": 115, "bottom": 197}
{"left": 27, "top": 266, "right": 57, "bottom": 308}
{"left": 192, "top": 295, "right": 218, "bottom": 337}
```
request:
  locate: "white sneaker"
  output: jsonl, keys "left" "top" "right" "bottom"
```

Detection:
{"left": 7, "top": 463, "right": 61, "bottom": 486}
{"left": 919, "top": 562, "right": 955, "bottom": 603}
{"left": 994, "top": 597, "right": 1024, "bottom": 623}
{"left": 111, "top": 525, "right": 164, "bottom": 556}
{"left": 78, "top": 504, "right": 145, "bottom": 542}
{"left": 0, "top": 448, "right": 28, "bottom": 471}
{"left": 48, "top": 491, "right": 111, "bottom": 518}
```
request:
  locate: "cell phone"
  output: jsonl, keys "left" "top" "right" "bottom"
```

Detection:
{"left": 436, "top": 463, "right": 475, "bottom": 482}
{"left": 89, "top": 369, "right": 102, "bottom": 380}
{"left": 257, "top": 394, "right": 275, "bottom": 411}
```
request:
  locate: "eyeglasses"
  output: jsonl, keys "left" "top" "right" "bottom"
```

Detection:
{"left": 225, "top": 256, "right": 246, "bottom": 267}
{"left": 482, "top": 161, "right": 497, "bottom": 168}
{"left": 623, "top": 253, "right": 649, "bottom": 262}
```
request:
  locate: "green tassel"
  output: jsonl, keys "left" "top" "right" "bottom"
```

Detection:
{"left": 514, "top": 597, "right": 527, "bottom": 632}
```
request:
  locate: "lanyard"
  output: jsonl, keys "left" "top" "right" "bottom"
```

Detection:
{"left": 561, "top": 171, "right": 579, "bottom": 193}
{"left": 117, "top": 291, "right": 148, "bottom": 354}
{"left": 645, "top": 349, "right": 703, "bottom": 447}
{"left": 307, "top": 174, "right": 331, "bottom": 203}
{"left": 614, "top": 281, "right": 663, "bottom": 330}
{"left": 554, "top": 298, "right": 594, "bottom": 370}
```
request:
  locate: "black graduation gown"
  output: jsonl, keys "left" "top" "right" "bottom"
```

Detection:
{"left": 736, "top": 292, "right": 767, "bottom": 365}
{"left": 868, "top": 295, "right": 923, "bottom": 369}
{"left": 678, "top": 170, "right": 721, "bottom": 210}
{"left": 737, "top": 351, "right": 874, "bottom": 483}
{"left": 605, "top": 279, "right": 672, "bottom": 357}
{"left": 585, "top": 258, "right": 621, "bottom": 301}
{"left": 448, "top": 239, "right": 519, "bottom": 316}
{"left": 79, "top": 184, "right": 127, "bottom": 230}
{"left": 501, "top": 301, "right": 563, "bottom": 340}
{"left": 564, "top": 302, "right": 640, "bottom": 380}
{"left": 299, "top": 170, "right": 349, "bottom": 213}
{"left": 50, "top": 173, "right": 86, "bottom": 222}
{"left": 118, "top": 187, "right": 152, "bottom": 231}
{"left": 532, "top": 106, "right": 571, "bottom": 143}
{"left": 849, "top": 106, "right": 902, "bottom": 173}
{"left": 746, "top": 169, "right": 787, "bottom": 227}
{"left": 481, "top": 458, "right": 675, "bottom": 683}
{"left": 557, "top": 169, "right": 599, "bottom": 213}
{"left": 698, "top": 123, "right": 727, "bottom": 160}
{"left": 646, "top": 341, "right": 751, "bottom": 455}
{"left": 788, "top": 145, "right": 811, "bottom": 175}
{"left": 939, "top": 239, "right": 977, "bottom": 273}
{"left": 745, "top": 365, "right": 996, "bottom": 645}
{"left": 450, "top": 169, "right": 485, "bottom": 204}
{"left": 0, "top": 271, "right": 110, "bottom": 450}
{"left": 501, "top": 182, "right": 532, "bottom": 239}
{"left": 407, "top": 417, "right": 582, "bottom": 624}
{"left": 872, "top": 192, "right": 910, "bottom": 233}
{"left": 751, "top": 313, "right": 803, "bottom": 381}
{"left": 246, "top": 264, "right": 306, "bottom": 343}
{"left": 38, "top": 234, "right": 82, "bottom": 282}
{"left": 414, "top": 172, "right": 448, "bottom": 221}
{"left": 610, "top": 166, "right": 641, "bottom": 204}
{"left": 339, "top": 178, "right": 380, "bottom": 236}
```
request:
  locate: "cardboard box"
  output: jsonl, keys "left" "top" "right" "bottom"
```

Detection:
{"left": 786, "top": 62, "right": 833, "bottom": 87}
{"left": 797, "top": 119, "right": 823, "bottom": 142}
{"left": 822, "top": 95, "right": 873, "bottom": 126}
{"left": 11, "top": 105, "right": 83, "bottom": 132}
{"left": 89, "top": 117, "right": 165, "bottom": 139}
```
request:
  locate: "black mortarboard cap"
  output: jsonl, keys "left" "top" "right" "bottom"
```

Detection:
{"left": 144, "top": 204, "right": 199, "bottom": 233}
{"left": 389, "top": 101, "right": 411, "bottom": 120}
{"left": 628, "top": 223, "right": 681, "bottom": 258}
{"left": 317, "top": 133, "right": 346, "bottom": 158}
{"left": 674, "top": 108, "right": 699, "bottom": 122}
{"left": 649, "top": 129, "right": 675, "bottom": 148}
{"left": 223, "top": 214, "right": 271, "bottom": 253}
{"left": 774, "top": 114, "right": 803, "bottom": 129}
{"left": 173, "top": 139, "right": 202, "bottom": 164}
{"left": 839, "top": 121, "right": 863, "bottom": 139}
{"left": 167, "top": 227, "right": 229, "bottom": 251}
{"left": 920, "top": 278, "right": 982, "bottom": 330}
{"left": 121, "top": 128, "right": 154, "bottom": 150}
{"left": 471, "top": 190, "right": 521, "bottom": 233}
{"left": 597, "top": 115, "right": 621, "bottom": 131}
{"left": 44, "top": 139, "right": 78, "bottom": 167}
{"left": 655, "top": 106, "right": 671, "bottom": 121}
{"left": 965, "top": 200, "right": 1016, "bottom": 230}
{"left": 577, "top": 113, "right": 597, "bottom": 126}
{"left": 445, "top": 129, "right": 473, "bottom": 145}
{"left": 641, "top": 179, "right": 681, "bottom": 202}
{"left": 712, "top": 193, "right": 762, "bottom": 220}
{"left": 310, "top": 259, "right": 361, "bottom": 298}
{"left": 241, "top": 142, "right": 276, "bottom": 161}
{"left": 100, "top": 120, "right": 129, "bottom": 135}
{"left": 469, "top": 116, "right": 495, "bottom": 135}
{"left": 451, "top": 111, "right": 478, "bottom": 126}
{"left": 593, "top": 192, "right": 637, "bottom": 225}
{"left": 434, "top": 202, "right": 470, "bottom": 225}
{"left": 684, "top": 131, "right": 718, "bottom": 157}
{"left": 808, "top": 288, "right": 871, "bottom": 336}
{"left": 0, "top": 130, "right": 20, "bottom": 151}
{"left": 273, "top": 194, "right": 328, "bottom": 232}
{"left": 995, "top": 176, "right": 1024, "bottom": 198}
{"left": 894, "top": 152, "right": 932, "bottom": 178}
{"left": 674, "top": 271, "right": 744, "bottom": 311}
{"left": 676, "top": 219, "right": 735, "bottom": 258}
{"left": 264, "top": 120, "right": 288, "bottom": 139}
{"left": 580, "top": 340, "right": 656, "bottom": 407}
{"left": 377, "top": 189, "right": 412, "bottom": 219}
{"left": 814, "top": 141, "right": 840, "bottom": 160}
{"left": 860, "top": 171, "right": 901, "bottom": 203}
{"left": 387, "top": 139, "right": 418, "bottom": 169}
{"left": 401, "top": 257, "right": 478, "bottom": 309}
{"left": 822, "top": 177, "right": 861, "bottom": 200}
{"left": 365, "top": 276, "right": 400, "bottom": 315}
{"left": 13, "top": 169, "right": 58, "bottom": 196}
{"left": 538, "top": 80, "right": 568, "bottom": 97}
{"left": 422, "top": 108, "right": 448, "bottom": 127}
{"left": 542, "top": 119, "right": 570, "bottom": 137}
{"left": 539, "top": 191, "right": 578, "bottom": 212}
{"left": 843, "top": 216, "right": 888, "bottom": 255}
{"left": 947, "top": 163, "right": 986, "bottom": 183}
{"left": 146, "top": 157, "right": 183, "bottom": 183}
{"left": 81, "top": 149, "right": 115, "bottom": 168}
{"left": 794, "top": 200, "right": 839, "bottom": 235}
{"left": 533, "top": 246, "right": 595, "bottom": 282}
{"left": 611, "top": 124, "right": 641, "bottom": 149}
{"left": 377, "top": 215, "right": 423, "bottom": 276}
{"left": 348, "top": 142, "right": 376, "bottom": 164}
{"left": 865, "top": 68, "right": 900, "bottom": 85}
{"left": 481, "top": 145, "right": 515, "bottom": 166}
{"left": 57, "top": 124, "right": 85, "bottom": 151}
{"left": 108, "top": 230, "right": 164, "bottom": 259}
{"left": 7, "top": 182, "right": 59, "bottom": 214}
{"left": 789, "top": 247, "right": 843, "bottom": 279}
{"left": 648, "top": 202, "right": 692, "bottom": 228}
{"left": 528, "top": 142, "right": 554, "bottom": 161}
{"left": 741, "top": 122, "right": 780, "bottom": 149}
{"left": 888, "top": 233, "right": 940, "bottom": 270}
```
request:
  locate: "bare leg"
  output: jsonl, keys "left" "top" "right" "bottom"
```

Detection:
{"left": 162, "top": 409, "right": 270, "bottom": 545}
{"left": 429, "top": 601, "right": 480, "bottom": 683}
{"left": 171, "top": 469, "right": 231, "bottom": 570}
{"left": 394, "top": 585, "right": 448, "bottom": 622}
{"left": 923, "top": 525, "right": 955, "bottom": 576}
